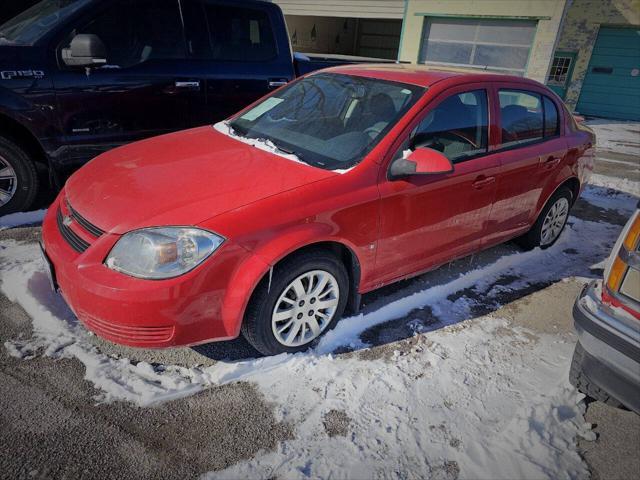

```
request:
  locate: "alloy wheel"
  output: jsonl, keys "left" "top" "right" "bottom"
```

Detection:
{"left": 540, "top": 197, "right": 569, "bottom": 246}
{"left": 271, "top": 269, "right": 340, "bottom": 347}
{"left": 0, "top": 154, "right": 17, "bottom": 207}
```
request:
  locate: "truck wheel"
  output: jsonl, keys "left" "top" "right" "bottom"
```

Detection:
{"left": 0, "top": 136, "right": 38, "bottom": 215}
{"left": 242, "top": 249, "right": 349, "bottom": 356}
{"left": 569, "top": 342, "right": 624, "bottom": 408}
{"left": 516, "top": 187, "right": 572, "bottom": 250}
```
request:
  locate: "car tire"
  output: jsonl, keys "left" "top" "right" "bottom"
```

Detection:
{"left": 241, "top": 249, "right": 349, "bottom": 356}
{"left": 0, "top": 136, "right": 39, "bottom": 216}
{"left": 569, "top": 342, "right": 625, "bottom": 408}
{"left": 516, "top": 187, "right": 572, "bottom": 250}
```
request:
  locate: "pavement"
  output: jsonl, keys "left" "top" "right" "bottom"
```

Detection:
{"left": 1, "top": 119, "right": 639, "bottom": 479}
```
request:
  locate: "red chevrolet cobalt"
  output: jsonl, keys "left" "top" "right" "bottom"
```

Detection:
{"left": 41, "top": 65, "right": 594, "bottom": 355}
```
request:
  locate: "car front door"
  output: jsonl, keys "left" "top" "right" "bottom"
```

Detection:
{"left": 484, "top": 86, "right": 568, "bottom": 245}
{"left": 180, "top": 0, "right": 295, "bottom": 124}
{"left": 375, "top": 85, "right": 500, "bottom": 285}
{"left": 50, "top": 0, "right": 203, "bottom": 168}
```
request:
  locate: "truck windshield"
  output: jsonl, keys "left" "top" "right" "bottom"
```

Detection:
{"left": 0, "top": 0, "right": 92, "bottom": 46}
{"left": 228, "top": 73, "right": 425, "bottom": 171}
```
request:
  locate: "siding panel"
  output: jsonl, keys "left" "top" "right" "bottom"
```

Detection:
{"left": 274, "top": 0, "right": 405, "bottom": 18}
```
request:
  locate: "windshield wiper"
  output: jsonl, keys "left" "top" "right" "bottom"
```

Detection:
{"left": 265, "top": 138, "right": 307, "bottom": 163}
{"left": 227, "top": 122, "right": 247, "bottom": 138}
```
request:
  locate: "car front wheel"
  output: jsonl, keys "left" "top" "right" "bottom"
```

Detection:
{"left": 241, "top": 250, "right": 349, "bottom": 356}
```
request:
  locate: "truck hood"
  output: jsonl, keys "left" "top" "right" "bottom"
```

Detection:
{"left": 65, "top": 126, "right": 336, "bottom": 234}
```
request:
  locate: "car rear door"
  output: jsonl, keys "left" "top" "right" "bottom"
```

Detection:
{"left": 180, "top": 0, "right": 296, "bottom": 124}
{"left": 50, "top": 0, "right": 203, "bottom": 167}
{"left": 375, "top": 84, "right": 500, "bottom": 285}
{"left": 484, "top": 84, "right": 568, "bottom": 246}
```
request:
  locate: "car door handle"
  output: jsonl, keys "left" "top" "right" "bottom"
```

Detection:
{"left": 472, "top": 175, "right": 495, "bottom": 189}
{"left": 542, "top": 155, "right": 562, "bottom": 170}
{"left": 268, "top": 80, "right": 288, "bottom": 89}
{"left": 174, "top": 80, "right": 200, "bottom": 89}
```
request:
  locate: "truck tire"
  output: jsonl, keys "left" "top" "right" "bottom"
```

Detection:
{"left": 569, "top": 342, "right": 624, "bottom": 408}
{"left": 242, "top": 249, "right": 349, "bottom": 356}
{"left": 0, "top": 136, "right": 38, "bottom": 216}
{"left": 516, "top": 187, "right": 572, "bottom": 250}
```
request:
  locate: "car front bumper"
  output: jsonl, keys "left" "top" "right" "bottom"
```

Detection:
{"left": 573, "top": 280, "right": 640, "bottom": 413}
{"left": 41, "top": 193, "right": 266, "bottom": 348}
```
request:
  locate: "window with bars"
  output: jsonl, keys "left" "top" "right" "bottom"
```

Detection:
{"left": 418, "top": 18, "right": 537, "bottom": 76}
{"left": 547, "top": 55, "right": 573, "bottom": 85}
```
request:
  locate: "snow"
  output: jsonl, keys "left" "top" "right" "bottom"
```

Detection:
{"left": 0, "top": 209, "right": 46, "bottom": 230}
{"left": 585, "top": 119, "right": 640, "bottom": 157}
{"left": 1, "top": 182, "right": 637, "bottom": 478}
{"left": 588, "top": 174, "right": 640, "bottom": 197}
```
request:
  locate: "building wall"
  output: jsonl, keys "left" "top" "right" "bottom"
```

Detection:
{"left": 555, "top": 0, "right": 640, "bottom": 110}
{"left": 274, "top": 0, "right": 405, "bottom": 19}
{"left": 398, "top": 0, "right": 569, "bottom": 83}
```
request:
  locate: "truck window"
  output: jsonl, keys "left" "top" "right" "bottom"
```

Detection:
{"left": 0, "top": 0, "right": 92, "bottom": 46}
{"left": 64, "top": 0, "right": 185, "bottom": 68}
{"left": 183, "top": 1, "right": 277, "bottom": 62}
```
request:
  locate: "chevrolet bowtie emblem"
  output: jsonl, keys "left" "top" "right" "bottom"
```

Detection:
{"left": 62, "top": 215, "right": 73, "bottom": 227}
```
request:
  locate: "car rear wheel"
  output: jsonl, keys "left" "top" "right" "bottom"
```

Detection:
{"left": 0, "top": 136, "right": 38, "bottom": 216}
{"left": 516, "top": 187, "right": 572, "bottom": 250}
{"left": 242, "top": 250, "right": 349, "bottom": 356}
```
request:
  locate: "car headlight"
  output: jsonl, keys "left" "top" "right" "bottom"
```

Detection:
{"left": 105, "top": 227, "right": 224, "bottom": 279}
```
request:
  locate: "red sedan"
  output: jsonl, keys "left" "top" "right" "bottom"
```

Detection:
{"left": 41, "top": 65, "right": 595, "bottom": 355}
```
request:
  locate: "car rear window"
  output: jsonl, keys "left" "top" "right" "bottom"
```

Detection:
{"left": 499, "top": 90, "right": 543, "bottom": 147}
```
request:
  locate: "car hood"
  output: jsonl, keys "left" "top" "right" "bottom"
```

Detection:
{"left": 65, "top": 126, "right": 337, "bottom": 234}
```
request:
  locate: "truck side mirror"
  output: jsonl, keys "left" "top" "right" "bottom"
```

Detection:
{"left": 389, "top": 148, "right": 454, "bottom": 179}
{"left": 62, "top": 34, "right": 108, "bottom": 67}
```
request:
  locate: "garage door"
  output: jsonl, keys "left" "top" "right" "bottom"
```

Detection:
{"left": 576, "top": 27, "right": 640, "bottom": 120}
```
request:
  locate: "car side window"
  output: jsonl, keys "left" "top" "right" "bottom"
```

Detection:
{"left": 499, "top": 90, "right": 544, "bottom": 147}
{"left": 64, "top": 0, "right": 185, "bottom": 68}
{"left": 543, "top": 96, "right": 560, "bottom": 137}
{"left": 409, "top": 89, "right": 488, "bottom": 163}
{"left": 184, "top": 1, "right": 277, "bottom": 61}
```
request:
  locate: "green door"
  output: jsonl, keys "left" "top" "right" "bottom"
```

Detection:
{"left": 576, "top": 27, "right": 640, "bottom": 120}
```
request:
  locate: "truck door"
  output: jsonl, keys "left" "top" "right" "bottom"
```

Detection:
{"left": 180, "top": 0, "right": 296, "bottom": 123}
{"left": 50, "top": 0, "right": 205, "bottom": 168}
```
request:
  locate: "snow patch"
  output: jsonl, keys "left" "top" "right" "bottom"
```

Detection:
{"left": 589, "top": 174, "right": 640, "bottom": 197}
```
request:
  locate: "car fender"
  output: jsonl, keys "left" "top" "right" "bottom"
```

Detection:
{"left": 534, "top": 169, "right": 580, "bottom": 220}
{"left": 220, "top": 223, "right": 366, "bottom": 339}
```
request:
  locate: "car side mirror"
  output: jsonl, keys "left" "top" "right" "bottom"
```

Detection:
{"left": 389, "top": 147, "right": 454, "bottom": 179}
{"left": 62, "top": 34, "right": 107, "bottom": 67}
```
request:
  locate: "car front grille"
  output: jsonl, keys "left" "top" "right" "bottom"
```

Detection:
{"left": 67, "top": 201, "right": 105, "bottom": 237}
{"left": 56, "top": 199, "right": 106, "bottom": 253}
{"left": 57, "top": 208, "right": 90, "bottom": 253}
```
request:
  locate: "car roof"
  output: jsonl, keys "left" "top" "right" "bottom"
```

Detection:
{"left": 321, "top": 63, "right": 541, "bottom": 89}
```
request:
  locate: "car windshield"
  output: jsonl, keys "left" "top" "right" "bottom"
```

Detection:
{"left": 0, "top": 0, "right": 92, "bottom": 46}
{"left": 228, "top": 73, "right": 425, "bottom": 171}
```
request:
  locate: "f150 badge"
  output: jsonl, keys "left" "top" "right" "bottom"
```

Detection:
{"left": 1, "top": 70, "right": 45, "bottom": 80}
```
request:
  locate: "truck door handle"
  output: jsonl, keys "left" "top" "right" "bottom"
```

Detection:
{"left": 268, "top": 80, "right": 288, "bottom": 89}
{"left": 472, "top": 175, "right": 495, "bottom": 189}
{"left": 174, "top": 80, "right": 200, "bottom": 89}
